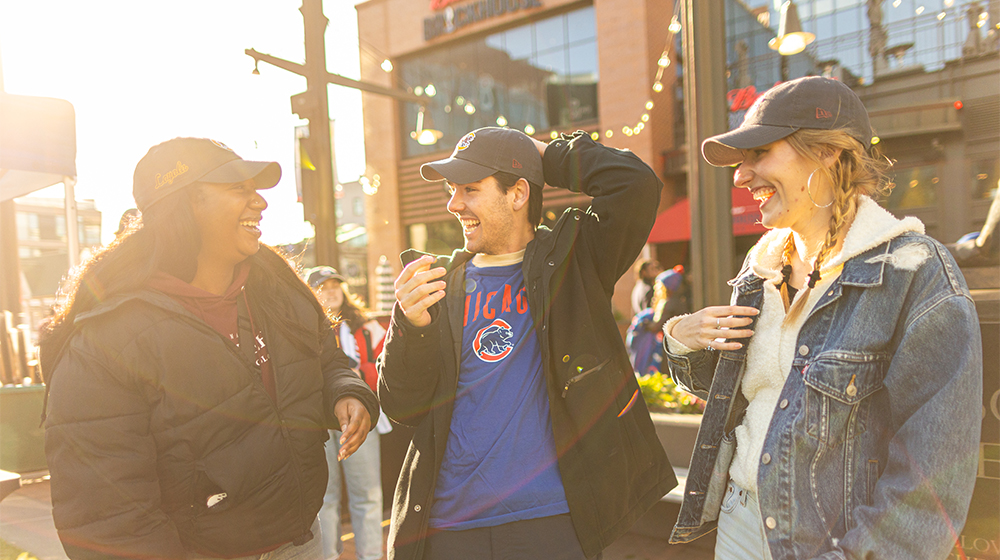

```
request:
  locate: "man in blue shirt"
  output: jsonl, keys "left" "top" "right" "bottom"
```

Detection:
{"left": 378, "top": 128, "right": 677, "bottom": 560}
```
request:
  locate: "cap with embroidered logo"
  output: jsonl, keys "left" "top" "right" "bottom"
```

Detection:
{"left": 701, "top": 76, "right": 874, "bottom": 167}
{"left": 133, "top": 137, "right": 281, "bottom": 212}
{"left": 419, "top": 127, "right": 544, "bottom": 188}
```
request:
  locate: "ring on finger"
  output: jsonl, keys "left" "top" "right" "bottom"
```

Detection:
{"left": 707, "top": 341, "right": 713, "bottom": 351}
{"left": 716, "top": 319, "right": 721, "bottom": 330}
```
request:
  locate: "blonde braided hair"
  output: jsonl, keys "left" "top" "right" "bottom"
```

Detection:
{"left": 780, "top": 129, "right": 893, "bottom": 323}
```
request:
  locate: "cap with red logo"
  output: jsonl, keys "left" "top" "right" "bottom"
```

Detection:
{"left": 701, "top": 76, "right": 874, "bottom": 167}
{"left": 133, "top": 137, "right": 281, "bottom": 212}
{"left": 419, "top": 127, "right": 544, "bottom": 188}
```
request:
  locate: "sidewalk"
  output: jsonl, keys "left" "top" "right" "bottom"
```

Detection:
{"left": 0, "top": 477, "right": 712, "bottom": 560}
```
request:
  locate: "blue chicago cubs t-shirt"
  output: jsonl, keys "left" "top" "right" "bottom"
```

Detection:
{"left": 429, "top": 253, "right": 569, "bottom": 530}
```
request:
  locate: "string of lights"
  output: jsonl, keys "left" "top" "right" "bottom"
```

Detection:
{"left": 359, "top": 0, "right": 685, "bottom": 146}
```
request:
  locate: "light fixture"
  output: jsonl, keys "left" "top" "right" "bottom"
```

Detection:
{"left": 524, "top": 124, "right": 535, "bottom": 135}
{"left": 768, "top": 1, "right": 815, "bottom": 56}
{"left": 425, "top": 84, "right": 437, "bottom": 97}
{"left": 381, "top": 59, "right": 393, "bottom": 72}
{"left": 496, "top": 115, "right": 508, "bottom": 126}
{"left": 410, "top": 106, "right": 443, "bottom": 146}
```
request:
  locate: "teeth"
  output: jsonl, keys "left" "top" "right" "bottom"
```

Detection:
{"left": 460, "top": 218, "right": 479, "bottom": 231}
{"left": 752, "top": 187, "right": 776, "bottom": 202}
{"left": 240, "top": 219, "right": 260, "bottom": 227}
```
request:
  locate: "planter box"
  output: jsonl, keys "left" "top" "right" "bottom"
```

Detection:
{"left": 0, "top": 385, "right": 47, "bottom": 473}
{"left": 650, "top": 412, "right": 701, "bottom": 469}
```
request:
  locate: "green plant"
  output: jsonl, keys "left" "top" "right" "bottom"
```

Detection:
{"left": 0, "top": 540, "right": 37, "bottom": 560}
{"left": 637, "top": 372, "right": 705, "bottom": 414}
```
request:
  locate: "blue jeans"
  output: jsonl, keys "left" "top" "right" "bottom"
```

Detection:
{"left": 715, "top": 481, "right": 772, "bottom": 560}
{"left": 187, "top": 519, "right": 322, "bottom": 560}
{"left": 319, "top": 430, "right": 384, "bottom": 560}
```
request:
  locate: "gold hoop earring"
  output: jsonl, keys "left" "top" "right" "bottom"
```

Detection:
{"left": 806, "top": 168, "right": 833, "bottom": 209}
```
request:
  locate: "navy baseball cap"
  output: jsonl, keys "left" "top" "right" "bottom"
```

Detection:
{"left": 702, "top": 76, "right": 874, "bottom": 167}
{"left": 133, "top": 137, "right": 281, "bottom": 212}
{"left": 420, "top": 127, "right": 544, "bottom": 187}
{"left": 306, "top": 266, "right": 347, "bottom": 288}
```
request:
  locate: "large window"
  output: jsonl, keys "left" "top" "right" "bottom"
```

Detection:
{"left": 884, "top": 164, "right": 939, "bottom": 210}
{"left": 399, "top": 5, "right": 599, "bottom": 157}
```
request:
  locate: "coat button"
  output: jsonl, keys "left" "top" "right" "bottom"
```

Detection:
{"left": 414, "top": 504, "right": 422, "bottom": 512}
{"left": 562, "top": 355, "right": 570, "bottom": 362}
{"left": 765, "top": 517, "right": 776, "bottom": 529}
{"left": 761, "top": 453, "right": 771, "bottom": 465}
{"left": 846, "top": 383, "right": 858, "bottom": 397}
{"left": 798, "top": 345, "right": 809, "bottom": 356}
{"left": 779, "top": 399, "right": 789, "bottom": 409}
{"left": 548, "top": 261, "right": 554, "bottom": 266}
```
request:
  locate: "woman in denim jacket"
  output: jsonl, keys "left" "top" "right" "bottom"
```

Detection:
{"left": 663, "top": 77, "right": 982, "bottom": 559}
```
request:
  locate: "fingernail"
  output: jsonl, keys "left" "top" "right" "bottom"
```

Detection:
{"left": 341, "top": 424, "right": 348, "bottom": 432}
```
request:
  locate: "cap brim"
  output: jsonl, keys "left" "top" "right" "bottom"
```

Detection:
{"left": 200, "top": 160, "right": 282, "bottom": 189}
{"left": 701, "top": 124, "right": 799, "bottom": 167}
{"left": 420, "top": 157, "right": 496, "bottom": 184}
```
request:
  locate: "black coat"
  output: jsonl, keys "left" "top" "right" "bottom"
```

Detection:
{"left": 377, "top": 132, "right": 677, "bottom": 560}
{"left": 43, "top": 249, "right": 379, "bottom": 559}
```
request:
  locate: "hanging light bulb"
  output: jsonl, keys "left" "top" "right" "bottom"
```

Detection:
{"left": 652, "top": 82, "right": 664, "bottom": 92}
{"left": 605, "top": 129, "right": 613, "bottom": 138}
{"left": 641, "top": 114, "right": 650, "bottom": 122}
{"left": 524, "top": 124, "right": 535, "bottom": 135}
{"left": 590, "top": 132, "right": 600, "bottom": 141}
{"left": 411, "top": 106, "right": 444, "bottom": 146}
{"left": 496, "top": 115, "right": 508, "bottom": 126}
{"left": 381, "top": 59, "right": 394, "bottom": 72}
{"left": 657, "top": 54, "right": 670, "bottom": 67}
{"left": 464, "top": 103, "right": 476, "bottom": 115}
{"left": 645, "top": 101, "right": 654, "bottom": 110}
{"left": 768, "top": 1, "right": 815, "bottom": 56}
{"left": 425, "top": 84, "right": 437, "bottom": 97}
{"left": 668, "top": 16, "right": 682, "bottom": 34}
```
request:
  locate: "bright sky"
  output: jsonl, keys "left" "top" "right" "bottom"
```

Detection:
{"left": 0, "top": 0, "right": 369, "bottom": 246}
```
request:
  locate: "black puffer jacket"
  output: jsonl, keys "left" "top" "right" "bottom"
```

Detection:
{"left": 43, "top": 249, "right": 379, "bottom": 559}
{"left": 378, "top": 132, "right": 677, "bottom": 560}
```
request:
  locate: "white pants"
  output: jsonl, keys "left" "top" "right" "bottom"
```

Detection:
{"left": 715, "top": 480, "right": 773, "bottom": 560}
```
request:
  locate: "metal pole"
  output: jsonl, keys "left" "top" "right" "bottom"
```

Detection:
{"left": 682, "top": 0, "right": 735, "bottom": 308}
{"left": 300, "top": 0, "right": 339, "bottom": 269}
{"left": 64, "top": 176, "right": 80, "bottom": 269}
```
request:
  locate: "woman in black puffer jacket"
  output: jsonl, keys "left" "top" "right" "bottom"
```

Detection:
{"left": 41, "top": 138, "right": 378, "bottom": 560}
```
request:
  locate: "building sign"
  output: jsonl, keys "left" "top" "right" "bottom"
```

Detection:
{"left": 425, "top": 0, "right": 543, "bottom": 41}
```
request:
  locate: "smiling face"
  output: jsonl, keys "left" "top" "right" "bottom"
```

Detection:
{"left": 446, "top": 176, "right": 527, "bottom": 255}
{"left": 734, "top": 139, "right": 835, "bottom": 238}
{"left": 316, "top": 279, "right": 345, "bottom": 313}
{"left": 191, "top": 179, "right": 267, "bottom": 269}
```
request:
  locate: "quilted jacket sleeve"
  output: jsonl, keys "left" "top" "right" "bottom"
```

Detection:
{"left": 44, "top": 340, "right": 186, "bottom": 560}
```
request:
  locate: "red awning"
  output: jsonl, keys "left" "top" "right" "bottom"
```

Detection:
{"left": 648, "top": 188, "right": 767, "bottom": 244}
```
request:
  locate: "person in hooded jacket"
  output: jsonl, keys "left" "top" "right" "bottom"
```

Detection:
{"left": 663, "top": 77, "right": 982, "bottom": 560}
{"left": 41, "top": 138, "right": 378, "bottom": 560}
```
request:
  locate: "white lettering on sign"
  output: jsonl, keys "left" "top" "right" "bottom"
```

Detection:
{"left": 424, "top": 0, "right": 543, "bottom": 41}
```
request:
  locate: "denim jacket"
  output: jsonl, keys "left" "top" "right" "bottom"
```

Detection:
{"left": 665, "top": 229, "right": 982, "bottom": 560}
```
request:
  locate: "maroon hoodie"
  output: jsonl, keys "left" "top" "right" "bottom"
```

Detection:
{"left": 148, "top": 262, "right": 276, "bottom": 402}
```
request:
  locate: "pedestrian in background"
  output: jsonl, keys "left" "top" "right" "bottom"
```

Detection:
{"left": 630, "top": 259, "right": 663, "bottom": 315}
{"left": 627, "top": 265, "right": 687, "bottom": 376}
{"left": 41, "top": 138, "right": 377, "bottom": 560}
{"left": 308, "top": 266, "right": 392, "bottom": 560}
{"left": 379, "top": 127, "right": 676, "bottom": 560}
{"left": 663, "top": 77, "right": 982, "bottom": 559}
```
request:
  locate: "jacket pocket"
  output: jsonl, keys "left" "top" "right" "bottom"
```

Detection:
{"left": 802, "top": 354, "right": 886, "bottom": 448}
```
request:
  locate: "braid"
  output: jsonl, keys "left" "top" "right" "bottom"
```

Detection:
{"left": 781, "top": 129, "right": 887, "bottom": 324}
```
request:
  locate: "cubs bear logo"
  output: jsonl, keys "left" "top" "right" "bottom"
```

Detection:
{"left": 473, "top": 318, "right": 514, "bottom": 362}
{"left": 456, "top": 132, "right": 475, "bottom": 151}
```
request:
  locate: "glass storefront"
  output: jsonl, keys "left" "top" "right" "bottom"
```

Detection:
{"left": 884, "top": 163, "right": 940, "bottom": 209}
{"left": 399, "top": 5, "right": 599, "bottom": 158}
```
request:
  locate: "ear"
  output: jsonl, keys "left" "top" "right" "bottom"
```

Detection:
{"left": 812, "top": 146, "right": 843, "bottom": 168}
{"left": 510, "top": 178, "right": 531, "bottom": 212}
